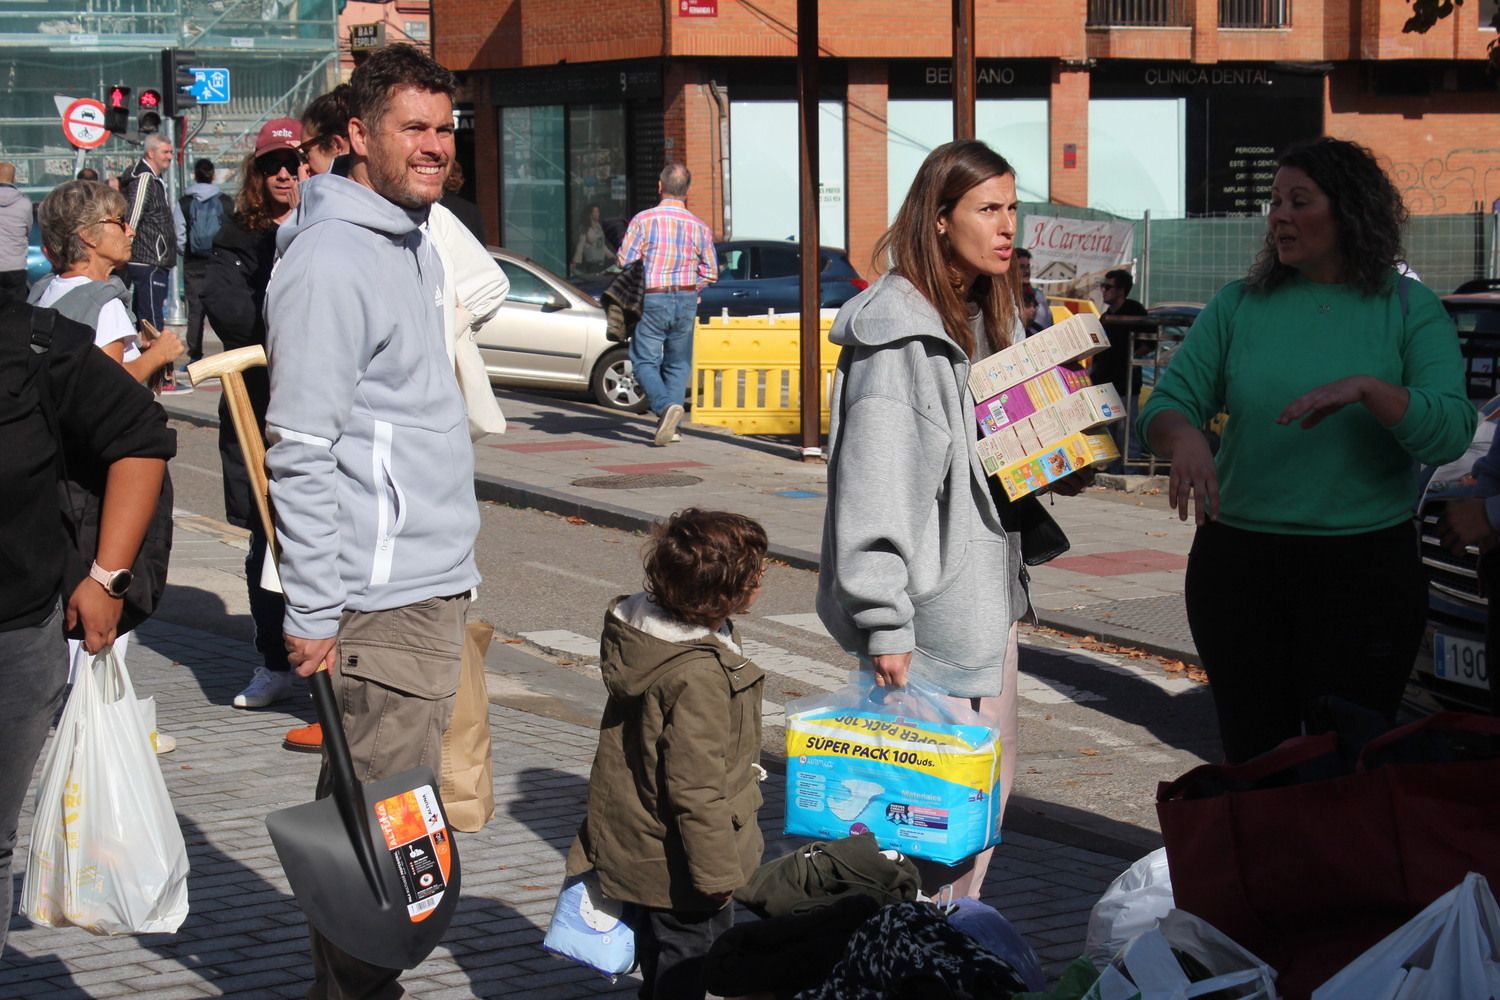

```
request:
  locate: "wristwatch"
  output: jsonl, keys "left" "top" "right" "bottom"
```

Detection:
{"left": 89, "top": 561, "right": 134, "bottom": 599}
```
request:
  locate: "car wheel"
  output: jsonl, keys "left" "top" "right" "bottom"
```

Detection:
{"left": 591, "top": 346, "right": 649, "bottom": 413}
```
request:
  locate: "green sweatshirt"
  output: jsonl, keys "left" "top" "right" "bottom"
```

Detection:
{"left": 1138, "top": 271, "right": 1475, "bottom": 535}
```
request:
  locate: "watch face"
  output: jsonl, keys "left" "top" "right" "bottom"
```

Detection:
{"left": 108, "top": 569, "right": 134, "bottom": 598}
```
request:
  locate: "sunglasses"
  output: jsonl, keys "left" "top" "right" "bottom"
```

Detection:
{"left": 1101, "top": 283, "right": 1120, "bottom": 290}
{"left": 256, "top": 151, "right": 305, "bottom": 176}
{"left": 82, "top": 215, "right": 127, "bottom": 234}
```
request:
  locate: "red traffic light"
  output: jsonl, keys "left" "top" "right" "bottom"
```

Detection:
{"left": 139, "top": 89, "right": 161, "bottom": 110}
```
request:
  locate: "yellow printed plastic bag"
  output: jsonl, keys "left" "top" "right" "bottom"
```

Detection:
{"left": 21, "top": 650, "right": 189, "bottom": 934}
{"left": 784, "top": 672, "right": 1003, "bottom": 866}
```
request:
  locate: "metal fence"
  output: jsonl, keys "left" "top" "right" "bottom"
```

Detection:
{"left": 1218, "top": 0, "right": 1291, "bottom": 28}
{"left": 1021, "top": 202, "right": 1500, "bottom": 307}
{"left": 1086, "top": 0, "right": 1188, "bottom": 26}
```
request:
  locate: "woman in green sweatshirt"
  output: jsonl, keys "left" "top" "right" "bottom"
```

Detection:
{"left": 1138, "top": 137, "right": 1474, "bottom": 763}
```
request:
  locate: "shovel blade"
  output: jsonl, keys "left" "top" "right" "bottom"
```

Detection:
{"left": 267, "top": 767, "right": 461, "bottom": 970}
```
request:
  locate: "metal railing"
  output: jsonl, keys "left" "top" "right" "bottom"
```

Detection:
{"left": 1087, "top": 0, "right": 1188, "bottom": 27}
{"left": 1219, "top": 0, "right": 1291, "bottom": 28}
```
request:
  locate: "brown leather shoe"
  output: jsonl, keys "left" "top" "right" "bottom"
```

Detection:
{"left": 283, "top": 721, "right": 323, "bottom": 753}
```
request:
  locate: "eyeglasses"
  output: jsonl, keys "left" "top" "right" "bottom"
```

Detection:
{"left": 83, "top": 215, "right": 127, "bottom": 234}
{"left": 1100, "top": 283, "right": 1120, "bottom": 291}
{"left": 256, "top": 151, "right": 305, "bottom": 176}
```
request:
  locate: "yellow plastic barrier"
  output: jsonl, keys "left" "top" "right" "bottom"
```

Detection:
{"left": 691, "top": 314, "right": 840, "bottom": 435}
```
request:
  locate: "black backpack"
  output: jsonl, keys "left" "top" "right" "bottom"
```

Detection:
{"left": 26, "top": 308, "right": 174, "bottom": 637}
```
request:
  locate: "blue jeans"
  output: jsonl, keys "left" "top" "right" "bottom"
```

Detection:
{"left": 630, "top": 291, "right": 697, "bottom": 416}
{"left": 126, "top": 263, "right": 169, "bottom": 331}
{"left": 0, "top": 601, "right": 70, "bottom": 957}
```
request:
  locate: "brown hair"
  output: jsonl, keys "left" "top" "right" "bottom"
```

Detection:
{"left": 643, "top": 509, "right": 768, "bottom": 630}
{"left": 234, "top": 150, "right": 290, "bottom": 234}
{"left": 874, "top": 140, "right": 1018, "bottom": 358}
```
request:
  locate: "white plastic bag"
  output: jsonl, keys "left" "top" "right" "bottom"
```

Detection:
{"left": 784, "top": 672, "right": 1003, "bottom": 865}
{"left": 1313, "top": 872, "right": 1500, "bottom": 999}
{"left": 1085, "top": 909, "right": 1279, "bottom": 1000}
{"left": 21, "top": 649, "right": 189, "bottom": 934}
{"left": 1086, "top": 848, "right": 1176, "bottom": 970}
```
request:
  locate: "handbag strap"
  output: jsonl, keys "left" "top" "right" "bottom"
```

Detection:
{"left": 1156, "top": 732, "right": 1340, "bottom": 802}
{"left": 1355, "top": 711, "right": 1500, "bottom": 770}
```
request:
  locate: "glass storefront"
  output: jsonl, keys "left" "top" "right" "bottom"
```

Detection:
{"left": 501, "top": 105, "right": 567, "bottom": 275}
{"left": 567, "top": 105, "right": 629, "bottom": 280}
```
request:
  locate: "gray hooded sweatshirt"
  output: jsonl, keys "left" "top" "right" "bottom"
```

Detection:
{"left": 0, "top": 184, "right": 32, "bottom": 272}
{"left": 264, "top": 172, "right": 480, "bottom": 639}
{"left": 816, "top": 274, "right": 1027, "bottom": 698}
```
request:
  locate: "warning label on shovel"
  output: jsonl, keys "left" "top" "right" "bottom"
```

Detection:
{"left": 375, "top": 785, "right": 453, "bottom": 922}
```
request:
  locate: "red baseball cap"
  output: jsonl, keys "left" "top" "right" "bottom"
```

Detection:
{"left": 254, "top": 118, "right": 303, "bottom": 158}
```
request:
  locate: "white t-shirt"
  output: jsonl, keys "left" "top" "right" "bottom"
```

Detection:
{"left": 34, "top": 275, "right": 141, "bottom": 362}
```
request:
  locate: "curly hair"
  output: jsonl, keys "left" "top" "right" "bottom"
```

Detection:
{"left": 1245, "top": 137, "right": 1409, "bottom": 296}
{"left": 37, "top": 180, "right": 127, "bottom": 270}
{"left": 875, "top": 140, "right": 1019, "bottom": 358}
{"left": 643, "top": 509, "right": 768, "bottom": 631}
{"left": 348, "top": 43, "right": 455, "bottom": 129}
{"left": 234, "top": 150, "right": 291, "bottom": 234}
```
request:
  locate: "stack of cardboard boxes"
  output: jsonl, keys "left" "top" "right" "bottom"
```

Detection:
{"left": 970, "top": 313, "right": 1124, "bottom": 500}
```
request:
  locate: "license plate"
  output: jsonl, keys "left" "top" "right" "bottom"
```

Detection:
{"left": 1433, "top": 632, "right": 1491, "bottom": 691}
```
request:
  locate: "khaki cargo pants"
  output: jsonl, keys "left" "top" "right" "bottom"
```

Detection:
{"left": 307, "top": 593, "right": 469, "bottom": 1000}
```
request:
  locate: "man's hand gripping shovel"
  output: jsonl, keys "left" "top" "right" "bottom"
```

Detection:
{"left": 188, "top": 349, "right": 462, "bottom": 970}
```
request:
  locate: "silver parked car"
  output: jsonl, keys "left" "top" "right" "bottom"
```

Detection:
{"left": 478, "top": 248, "right": 646, "bottom": 413}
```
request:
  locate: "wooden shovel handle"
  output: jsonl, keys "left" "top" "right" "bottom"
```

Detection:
{"left": 186, "top": 347, "right": 278, "bottom": 557}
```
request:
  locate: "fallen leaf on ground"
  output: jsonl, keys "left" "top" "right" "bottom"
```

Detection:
{"left": 565, "top": 515, "right": 588, "bottom": 525}
{"left": 558, "top": 659, "right": 575, "bottom": 666}
{"left": 1162, "top": 659, "right": 1188, "bottom": 673}
{"left": 1144, "top": 488, "right": 1162, "bottom": 496}
{"left": 1186, "top": 667, "right": 1208, "bottom": 683}
{"left": 1044, "top": 713, "right": 1054, "bottom": 721}
{"left": 504, "top": 638, "right": 522, "bottom": 644}
{"left": 1079, "top": 747, "right": 1101, "bottom": 756}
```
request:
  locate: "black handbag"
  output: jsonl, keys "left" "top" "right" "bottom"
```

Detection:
{"left": 994, "top": 487, "right": 1071, "bottom": 566}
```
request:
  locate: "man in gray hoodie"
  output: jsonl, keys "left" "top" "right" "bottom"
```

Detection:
{"left": 262, "top": 43, "right": 479, "bottom": 997}
{"left": 0, "top": 162, "right": 32, "bottom": 307}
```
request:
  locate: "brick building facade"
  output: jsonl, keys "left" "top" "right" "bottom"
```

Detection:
{"left": 433, "top": 0, "right": 1500, "bottom": 280}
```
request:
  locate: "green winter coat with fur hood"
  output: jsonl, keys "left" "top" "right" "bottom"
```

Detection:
{"left": 567, "top": 592, "right": 766, "bottom": 911}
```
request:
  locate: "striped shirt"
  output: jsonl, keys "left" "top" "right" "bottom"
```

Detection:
{"left": 617, "top": 198, "right": 718, "bottom": 291}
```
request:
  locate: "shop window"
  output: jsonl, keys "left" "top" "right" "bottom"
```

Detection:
{"left": 1087, "top": 98, "right": 1187, "bottom": 219}
{"left": 728, "top": 101, "right": 846, "bottom": 246}
{"left": 501, "top": 105, "right": 567, "bottom": 275}
{"left": 887, "top": 100, "right": 1049, "bottom": 224}
{"left": 568, "top": 105, "right": 629, "bottom": 280}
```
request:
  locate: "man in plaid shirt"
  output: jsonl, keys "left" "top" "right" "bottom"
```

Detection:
{"left": 617, "top": 163, "right": 717, "bottom": 445}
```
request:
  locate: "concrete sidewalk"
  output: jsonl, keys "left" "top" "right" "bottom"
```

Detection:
{"left": 1, "top": 580, "right": 1134, "bottom": 998}
{"left": 160, "top": 383, "right": 1200, "bottom": 665}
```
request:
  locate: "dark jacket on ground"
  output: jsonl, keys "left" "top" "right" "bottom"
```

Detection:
{"left": 567, "top": 592, "right": 766, "bottom": 911}
{"left": 200, "top": 213, "right": 279, "bottom": 527}
{"left": 0, "top": 301, "right": 175, "bottom": 632}
{"left": 123, "top": 160, "right": 176, "bottom": 268}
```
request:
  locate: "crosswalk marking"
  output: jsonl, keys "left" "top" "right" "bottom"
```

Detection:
{"left": 762, "top": 613, "right": 832, "bottom": 638}
{"left": 740, "top": 639, "right": 846, "bottom": 694}
{"left": 1017, "top": 674, "right": 1106, "bottom": 704}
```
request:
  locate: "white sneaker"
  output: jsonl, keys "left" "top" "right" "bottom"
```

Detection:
{"left": 233, "top": 666, "right": 296, "bottom": 709}
{"left": 654, "top": 404, "right": 684, "bottom": 446}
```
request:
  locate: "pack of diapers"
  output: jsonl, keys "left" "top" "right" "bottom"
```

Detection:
{"left": 543, "top": 871, "right": 637, "bottom": 981}
{"left": 784, "top": 675, "right": 1004, "bottom": 866}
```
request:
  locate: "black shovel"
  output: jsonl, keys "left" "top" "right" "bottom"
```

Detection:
{"left": 266, "top": 668, "right": 462, "bottom": 969}
{"left": 191, "top": 348, "right": 462, "bottom": 970}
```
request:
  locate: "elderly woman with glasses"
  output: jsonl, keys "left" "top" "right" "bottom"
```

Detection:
{"left": 200, "top": 117, "right": 306, "bottom": 713}
{"left": 31, "top": 180, "right": 183, "bottom": 382}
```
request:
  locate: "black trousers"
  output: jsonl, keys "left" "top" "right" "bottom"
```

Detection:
{"left": 182, "top": 257, "right": 208, "bottom": 361}
{"left": 1184, "top": 519, "right": 1426, "bottom": 763}
{"left": 636, "top": 904, "right": 733, "bottom": 1000}
{"left": 1479, "top": 550, "right": 1500, "bottom": 714}
{"left": 0, "top": 269, "right": 27, "bottom": 307}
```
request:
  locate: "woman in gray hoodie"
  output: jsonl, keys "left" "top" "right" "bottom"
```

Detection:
{"left": 818, "top": 140, "right": 1066, "bottom": 899}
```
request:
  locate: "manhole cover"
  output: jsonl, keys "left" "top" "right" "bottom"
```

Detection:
{"left": 571, "top": 473, "right": 704, "bottom": 490}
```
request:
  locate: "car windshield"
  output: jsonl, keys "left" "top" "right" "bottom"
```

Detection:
{"left": 498, "top": 259, "right": 558, "bottom": 306}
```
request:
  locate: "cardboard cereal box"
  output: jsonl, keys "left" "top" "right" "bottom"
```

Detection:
{"left": 976, "top": 384, "right": 1126, "bottom": 477}
{"left": 967, "top": 313, "right": 1108, "bottom": 402}
{"left": 993, "top": 432, "right": 1120, "bottom": 501}
{"left": 975, "top": 364, "right": 1093, "bottom": 435}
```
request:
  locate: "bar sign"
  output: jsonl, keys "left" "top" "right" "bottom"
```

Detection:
{"left": 679, "top": 0, "right": 718, "bottom": 14}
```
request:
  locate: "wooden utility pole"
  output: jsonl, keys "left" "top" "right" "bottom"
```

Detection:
{"left": 953, "top": 0, "right": 976, "bottom": 140}
{"left": 797, "top": 0, "right": 822, "bottom": 460}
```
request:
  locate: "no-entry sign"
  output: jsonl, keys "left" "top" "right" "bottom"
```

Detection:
{"left": 63, "top": 98, "right": 110, "bottom": 149}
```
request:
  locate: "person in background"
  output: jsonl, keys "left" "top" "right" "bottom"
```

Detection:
{"left": 0, "top": 162, "right": 32, "bottom": 307}
{"left": 121, "top": 134, "right": 178, "bottom": 336}
{"left": 440, "top": 159, "right": 485, "bottom": 243}
{"left": 31, "top": 179, "right": 183, "bottom": 753}
{"left": 199, "top": 120, "right": 304, "bottom": 714}
{"left": 1015, "top": 247, "right": 1051, "bottom": 330}
{"left": 1139, "top": 137, "right": 1475, "bottom": 763}
{"left": 819, "top": 140, "right": 1058, "bottom": 900}
{"left": 1100, "top": 268, "right": 1146, "bottom": 318}
{"left": 1020, "top": 284, "right": 1044, "bottom": 335}
{"left": 75, "top": 168, "right": 99, "bottom": 181}
{"left": 176, "top": 158, "right": 232, "bottom": 370}
{"left": 298, "top": 84, "right": 353, "bottom": 178}
{"left": 0, "top": 297, "right": 173, "bottom": 959}
{"left": 618, "top": 163, "right": 718, "bottom": 446}
{"left": 567, "top": 509, "right": 768, "bottom": 1000}
{"left": 572, "top": 202, "right": 614, "bottom": 277}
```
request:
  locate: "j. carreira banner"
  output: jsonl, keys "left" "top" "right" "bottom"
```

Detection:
{"left": 1023, "top": 215, "right": 1135, "bottom": 278}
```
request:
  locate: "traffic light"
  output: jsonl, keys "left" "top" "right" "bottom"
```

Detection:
{"left": 161, "top": 48, "right": 197, "bottom": 117}
{"left": 106, "top": 85, "right": 131, "bottom": 134}
{"left": 137, "top": 89, "right": 162, "bottom": 134}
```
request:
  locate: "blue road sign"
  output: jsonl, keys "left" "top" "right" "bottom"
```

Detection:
{"left": 190, "top": 68, "right": 230, "bottom": 105}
